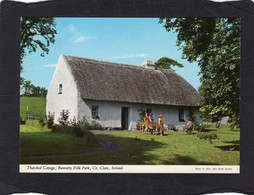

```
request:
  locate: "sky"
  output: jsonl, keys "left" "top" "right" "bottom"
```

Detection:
{"left": 21, "top": 17, "right": 201, "bottom": 91}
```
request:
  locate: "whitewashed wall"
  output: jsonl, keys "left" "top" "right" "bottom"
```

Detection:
{"left": 78, "top": 99, "right": 201, "bottom": 130}
{"left": 46, "top": 55, "right": 78, "bottom": 122}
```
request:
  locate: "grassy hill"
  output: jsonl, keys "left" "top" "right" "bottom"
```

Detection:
{"left": 20, "top": 96, "right": 46, "bottom": 120}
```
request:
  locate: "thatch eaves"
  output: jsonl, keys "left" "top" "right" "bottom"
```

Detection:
{"left": 63, "top": 55, "right": 203, "bottom": 107}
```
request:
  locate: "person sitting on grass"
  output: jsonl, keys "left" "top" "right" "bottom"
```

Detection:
{"left": 185, "top": 120, "right": 193, "bottom": 135}
{"left": 158, "top": 114, "right": 164, "bottom": 136}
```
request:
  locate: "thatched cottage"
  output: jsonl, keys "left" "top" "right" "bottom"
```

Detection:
{"left": 46, "top": 54, "right": 202, "bottom": 130}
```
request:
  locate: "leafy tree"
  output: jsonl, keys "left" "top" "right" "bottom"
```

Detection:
{"left": 159, "top": 18, "right": 240, "bottom": 128}
{"left": 155, "top": 57, "right": 183, "bottom": 70}
{"left": 23, "top": 80, "right": 32, "bottom": 96}
{"left": 20, "top": 17, "right": 57, "bottom": 71}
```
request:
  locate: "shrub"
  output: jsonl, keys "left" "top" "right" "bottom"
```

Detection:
{"left": 90, "top": 120, "right": 102, "bottom": 130}
{"left": 58, "top": 109, "right": 70, "bottom": 126}
{"left": 78, "top": 116, "right": 90, "bottom": 131}
{"left": 194, "top": 124, "right": 207, "bottom": 132}
{"left": 168, "top": 124, "right": 176, "bottom": 131}
{"left": 38, "top": 113, "right": 46, "bottom": 127}
{"left": 20, "top": 116, "right": 26, "bottom": 125}
{"left": 197, "top": 132, "right": 218, "bottom": 143}
{"left": 46, "top": 112, "right": 54, "bottom": 129}
{"left": 69, "top": 116, "right": 84, "bottom": 137}
{"left": 51, "top": 124, "right": 98, "bottom": 145}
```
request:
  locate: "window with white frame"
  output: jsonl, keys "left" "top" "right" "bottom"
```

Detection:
{"left": 92, "top": 105, "right": 99, "bottom": 118}
{"left": 58, "top": 84, "right": 63, "bottom": 94}
{"left": 179, "top": 108, "right": 185, "bottom": 122}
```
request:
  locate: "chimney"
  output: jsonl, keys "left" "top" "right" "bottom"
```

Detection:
{"left": 141, "top": 60, "right": 155, "bottom": 69}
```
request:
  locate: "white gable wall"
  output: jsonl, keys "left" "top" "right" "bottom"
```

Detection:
{"left": 46, "top": 55, "right": 79, "bottom": 122}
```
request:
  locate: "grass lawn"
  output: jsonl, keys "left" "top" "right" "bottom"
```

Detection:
{"left": 20, "top": 121, "right": 99, "bottom": 162}
{"left": 20, "top": 124, "right": 240, "bottom": 165}
{"left": 20, "top": 96, "right": 46, "bottom": 120}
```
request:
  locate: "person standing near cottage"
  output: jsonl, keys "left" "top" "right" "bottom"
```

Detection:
{"left": 158, "top": 114, "right": 164, "bottom": 136}
{"left": 149, "top": 113, "right": 154, "bottom": 122}
{"left": 185, "top": 120, "right": 193, "bottom": 135}
{"left": 144, "top": 113, "right": 150, "bottom": 133}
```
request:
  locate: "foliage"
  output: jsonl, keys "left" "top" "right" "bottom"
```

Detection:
{"left": 137, "top": 107, "right": 146, "bottom": 121}
{"left": 194, "top": 124, "right": 207, "bottom": 132}
{"left": 20, "top": 17, "right": 57, "bottom": 70}
{"left": 20, "top": 123, "right": 99, "bottom": 158}
{"left": 58, "top": 109, "right": 70, "bottom": 126}
{"left": 78, "top": 116, "right": 90, "bottom": 131}
{"left": 38, "top": 113, "right": 46, "bottom": 127}
{"left": 46, "top": 111, "right": 54, "bottom": 129}
{"left": 168, "top": 124, "right": 176, "bottom": 131}
{"left": 197, "top": 132, "right": 218, "bottom": 143}
{"left": 90, "top": 120, "right": 102, "bottom": 130}
{"left": 159, "top": 18, "right": 240, "bottom": 128}
{"left": 187, "top": 108, "right": 197, "bottom": 124}
{"left": 155, "top": 57, "right": 183, "bottom": 70}
{"left": 21, "top": 79, "right": 47, "bottom": 97}
{"left": 20, "top": 116, "right": 26, "bottom": 125}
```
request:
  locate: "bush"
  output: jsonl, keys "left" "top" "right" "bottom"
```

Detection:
{"left": 90, "top": 120, "right": 102, "bottom": 130}
{"left": 168, "top": 124, "right": 176, "bottom": 131}
{"left": 51, "top": 124, "right": 98, "bottom": 145}
{"left": 20, "top": 116, "right": 26, "bottom": 125}
{"left": 197, "top": 132, "right": 218, "bottom": 143}
{"left": 58, "top": 109, "right": 70, "bottom": 126}
{"left": 38, "top": 113, "right": 46, "bottom": 127}
{"left": 78, "top": 116, "right": 90, "bottom": 131}
{"left": 46, "top": 112, "right": 54, "bottom": 129}
{"left": 194, "top": 124, "right": 207, "bottom": 132}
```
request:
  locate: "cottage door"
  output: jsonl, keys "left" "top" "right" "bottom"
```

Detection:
{"left": 121, "top": 107, "right": 129, "bottom": 130}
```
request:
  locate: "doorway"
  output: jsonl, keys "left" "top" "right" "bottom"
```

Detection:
{"left": 121, "top": 107, "right": 129, "bottom": 130}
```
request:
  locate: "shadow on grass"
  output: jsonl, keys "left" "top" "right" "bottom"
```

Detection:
{"left": 214, "top": 140, "right": 240, "bottom": 151}
{"left": 93, "top": 133, "right": 164, "bottom": 164}
{"left": 203, "top": 129, "right": 218, "bottom": 132}
{"left": 162, "top": 154, "right": 220, "bottom": 165}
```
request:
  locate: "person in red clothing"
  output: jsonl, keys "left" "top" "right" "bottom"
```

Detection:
{"left": 144, "top": 113, "right": 149, "bottom": 133}
{"left": 144, "top": 113, "right": 149, "bottom": 122}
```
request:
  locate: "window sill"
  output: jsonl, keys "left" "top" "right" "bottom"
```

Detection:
{"left": 92, "top": 116, "right": 100, "bottom": 119}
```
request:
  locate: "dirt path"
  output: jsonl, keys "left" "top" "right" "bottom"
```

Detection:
{"left": 21, "top": 138, "right": 122, "bottom": 159}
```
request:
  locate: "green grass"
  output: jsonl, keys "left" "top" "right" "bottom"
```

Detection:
{"left": 20, "top": 121, "right": 99, "bottom": 161}
{"left": 20, "top": 96, "right": 46, "bottom": 120}
{"left": 21, "top": 124, "right": 240, "bottom": 165}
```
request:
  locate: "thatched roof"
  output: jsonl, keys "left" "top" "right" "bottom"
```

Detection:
{"left": 63, "top": 55, "right": 203, "bottom": 107}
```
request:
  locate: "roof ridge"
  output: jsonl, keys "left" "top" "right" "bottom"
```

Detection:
{"left": 63, "top": 54, "right": 143, "bottom": 69}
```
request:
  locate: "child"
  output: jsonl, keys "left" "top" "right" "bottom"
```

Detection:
{"left": 144, "top": 113, "right": 149, "bottom": 122}
{"left": 149, "top": 113, "right": 154, "bottom": 122}
{"left": 144, "top": 113, "right": 149, "bottom": 133}
{"left": 158, "top": 114, "right": 164, "bottom": 136}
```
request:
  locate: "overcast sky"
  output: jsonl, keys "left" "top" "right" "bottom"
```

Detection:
{"left": 21, "top": 17, "right": 201, "bottom": 90}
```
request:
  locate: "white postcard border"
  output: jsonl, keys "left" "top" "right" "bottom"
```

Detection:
{"left": 20, "top": 165, "right": 240, "bottom": 174}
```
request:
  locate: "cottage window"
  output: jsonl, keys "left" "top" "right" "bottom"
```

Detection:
{"left": 58, "top": 84, "right": 62, "bottom": 94}
{"left": 179, "top": 108, "right": 185, "bottom": 122}
{"left": 92, "top": 106, "right": 99, "bottom": 118}
{"left": 146, "top": 108, "right": 152, "bottom": 114}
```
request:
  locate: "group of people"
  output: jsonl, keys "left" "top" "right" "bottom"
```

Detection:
{"left": 144, "top": 113, "right": 164, "bottom": 136}
{"left": 143, "top": 112, "right": 194, "bottom": 135}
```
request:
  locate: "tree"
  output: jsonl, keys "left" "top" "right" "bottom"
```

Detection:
{"left": 159, "top": 18, "right": 240, "bottom": 128}
{"left": 20, "top": 17, "right": 57, "bottom": 71}
{"left": 155, "top": 57, "right": 183, "bottom": 70}
{"left": 23, "top": 80, "right": 32, "bottom": 96}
